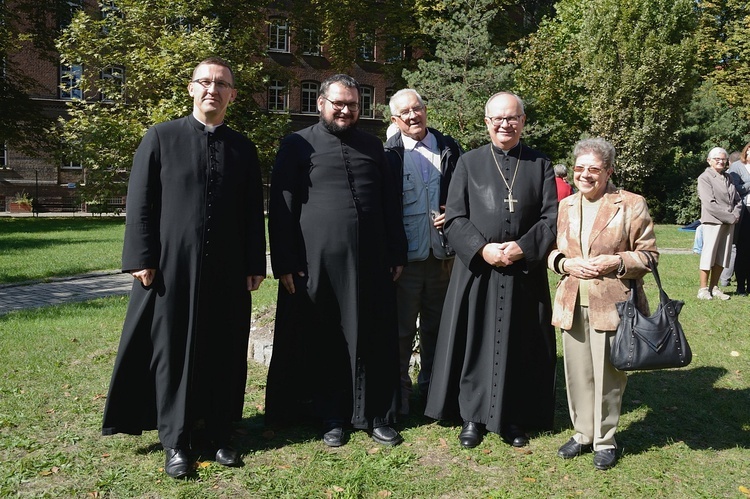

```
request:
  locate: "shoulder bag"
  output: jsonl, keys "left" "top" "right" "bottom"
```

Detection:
{"left": 611, "top": 251, "right": 692, "bottom": 371}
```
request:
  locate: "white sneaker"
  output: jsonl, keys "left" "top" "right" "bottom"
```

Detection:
{"left": 711, "top": 286, "right": 731, "bottom": 300}
{"left": 697, "top": 287, "right": 712, "bottom": 300}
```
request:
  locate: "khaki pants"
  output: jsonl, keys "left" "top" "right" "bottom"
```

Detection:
{"left": 562, "top": 306, "right": 627, "bottom": 450}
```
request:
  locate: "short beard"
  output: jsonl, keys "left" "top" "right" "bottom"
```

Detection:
{"left": 321, "top": 115, "right": 356, "bottom": 134}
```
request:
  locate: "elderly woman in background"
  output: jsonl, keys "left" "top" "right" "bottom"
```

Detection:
{"left": 697, "top": 147, "right": 742, "bottom": 300}
{"left": 554, "top": 163, "right": 574, "bottom": 201}
{"left": 727, "top": 143, "right": 750, "bottom": 295}
{"left": 548, "top": 138, "right": 658, "bottom": 470}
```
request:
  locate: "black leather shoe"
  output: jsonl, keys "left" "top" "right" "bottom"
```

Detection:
{"left": 458, "top": 421, "right": 484, "bottom": 448}
{"left": 502, "top": 425, "right": 529, "bottom": 447}
{"left": 593, "top": 448, "right": 618, "bottom": 470}
{"left": 164, "top": 447, "right": 191, "bottom": 478}
{"left": 215, "top": 447, "right": 240, "bottom": 467}
{"left": 371, "top": 426, "right": 403, "bottom": 446}
{"left": 557, "top": 438, "right": 592, "bottom": 459}
{"left": 322, "top": 426, "right": 346, "bottom": 447}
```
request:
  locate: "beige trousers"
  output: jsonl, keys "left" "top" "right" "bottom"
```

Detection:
{"left": 562, "top": 306, "right": 627, "bottom": 450}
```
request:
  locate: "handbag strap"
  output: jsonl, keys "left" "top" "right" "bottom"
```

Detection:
{"left": 636, "top": 251, "right": 680, "bottom": 320}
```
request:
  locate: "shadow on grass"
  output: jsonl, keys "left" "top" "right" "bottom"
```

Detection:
{"left": 618, "top": 365, "right": 749, "bottom": 453}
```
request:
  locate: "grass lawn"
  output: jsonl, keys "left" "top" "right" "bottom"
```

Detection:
{"left": 1, "top": 223, "right": 749, "bottom": 497}
{"left": 0, "top": 218, "right": 125, "bottom": 284}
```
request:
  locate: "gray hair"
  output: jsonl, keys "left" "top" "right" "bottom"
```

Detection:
{"left": 573, "top": 138, "right": 616, "bottom": 170}
{"left": 484, "top": 92, "right": 525, "bottom": 116}
{"left": 707, "top": 147, "right": 728, "bottom": 160}
{"left": 389, "top": 89, "right": 425, "bottom": 115}
{"left": 553, "top": 164, "right": 568, "bottom": 178}
{"left": 319, "top": 74, "right": 360, "bottom": 98}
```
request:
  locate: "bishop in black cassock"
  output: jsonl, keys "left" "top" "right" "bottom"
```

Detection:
{"left": 425, "top": 92, "right": 557, "bottom": 448}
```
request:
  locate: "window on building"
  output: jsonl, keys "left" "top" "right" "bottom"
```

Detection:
{"left": 359, "top": 86, "right": 374, "bottom": 118}
{"left": 385, "top": 87, "right": 395, "bottom": 104}
{"left": 61, "top": 157, "right": 82, "bottom": 170}
{"left": 59, "top": 0, "right": 83, "bottom": 29}
{"left": 301, "top": 81, "right": 319, "bottom": 114}
{"left": 268, "top": 19, "right": 289, "bottom": 53}
{"left": 60, "top": 63, "right": 83, "bottom": 100}
{"left": 100, "top": 65, "right": 125, "bottom": 102}
{"left": 267, "top": 80, "right": 287, "bottom": 111}
{"left": 300, "top": 28, "right": 322, "bottom": 56}
{"left": 357, "top": 33, "right": 376, "bottom": 61}
{"left": 0, "top": 143, "right": 7, "bottom": 168}
{"left": 384, "top": 36, "right": 405, "bottom": 63}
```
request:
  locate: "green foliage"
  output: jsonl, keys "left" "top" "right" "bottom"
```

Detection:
{"left": 56, "top": 0, "right": 288, "bottom": 202}
{"left": 699, "top": 0, "right": 750, "bottom": 123}
{"left": 403, "top": 0, "right": 515, "bottom": 149}
{"left": 516, "top": 0, "right": 700, "bottom": 196}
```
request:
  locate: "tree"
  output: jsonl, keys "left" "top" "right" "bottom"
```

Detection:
{"left": 0, "top": 1, "right": 70, "bottom": 154}
{"left": 402, "top": 0, "right": 515, "bottom": 149}
{"left": 698, "top": 0, "right": 750, "bottom": 124}
{"left": 516, "top": 0, "right": 700, "bottom": 196}
{"left": 56, "top": 0, "right": 287, "bottom": 202}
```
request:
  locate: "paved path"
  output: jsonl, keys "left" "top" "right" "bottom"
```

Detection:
{"left": 0, "top": 271, "right": 134, "bottom": 316}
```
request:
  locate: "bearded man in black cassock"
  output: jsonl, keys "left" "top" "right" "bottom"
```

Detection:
{"left": 101, "top": 57, "right": 267, "bottom": 479}
{"left": 425, "top": 92, "right": 558, "bottom": 449}
{"left": 265, "top": 74, "right": 407, "bottom": 448}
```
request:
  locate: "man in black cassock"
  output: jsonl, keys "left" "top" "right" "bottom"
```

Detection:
{"left": 425, "top": 92, "right": 557, "bottom": 449}
{"left": 265, "top": 74, "right": 407, "bottom": 448}
{"left": 101, "top": 57, "right": 267, "bottom": 479}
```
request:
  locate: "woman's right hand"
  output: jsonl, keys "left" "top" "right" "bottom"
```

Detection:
{"left": 563, "top": 257, "right": 600, "bottom": 280}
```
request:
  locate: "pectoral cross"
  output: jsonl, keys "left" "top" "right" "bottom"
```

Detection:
{"left": 504, "top": 193, "right": 518, "bottom": 213}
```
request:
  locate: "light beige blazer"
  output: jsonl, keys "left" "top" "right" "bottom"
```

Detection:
{"left": 548, "top": 184, "right": 659, "bottom": 331}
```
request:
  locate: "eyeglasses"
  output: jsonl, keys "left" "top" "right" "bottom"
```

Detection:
{"left": 192, "top": 79, "right": 233, "bottom": 90}
{"left": 397, "top": 105, "right": 425, "bottom": 120}
{"left": 486, "top": 114, "right": 524, "bottom": 126}
{"left": 709, "top": 157, "right": 728, "bottom": 163}
{"left": 323, "top": 97, "right": 360, "bottom": 112}
{"left": 573, "top": 165, "right": 606, "bottom": 175}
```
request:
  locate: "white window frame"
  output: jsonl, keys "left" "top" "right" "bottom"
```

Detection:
{"left": 300, "top": 81, "right": 319, "bottom": 114}
{"left": 100, "top": 65, "right": 125, "bottom": 102}
{"left": 61, "top": 157, "right": 83, "bottom": 170}
{"left": 358, "top": 33, "right": 375, "bottom": 61}
{"left": 60, "top": 63, "right": 83, "bottom": 100}
{"left": 300, "top": 28, "right": 322, "bottom": 56}
{"left": 267, "top": 80, "right": 287, "bottom": 112}
{"left": 0, "top": 143, "right": 7, "bottom": 168}
{"left": 268, "top": 19, "right": 290, "bottom": 53}
{"left": 359, "top": 86, "right": 374, "bottom": 118}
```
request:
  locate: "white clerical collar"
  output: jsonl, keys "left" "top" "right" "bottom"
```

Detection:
{"left": 193, "top": 113, "right": 223, "bottom": 132}
{"left": 402, "top": 130, "right": 435, "bottom": 152}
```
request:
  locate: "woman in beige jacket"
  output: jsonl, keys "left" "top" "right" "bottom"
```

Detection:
{"left": 548, "top": 138, "right": 658, "bottom": 470}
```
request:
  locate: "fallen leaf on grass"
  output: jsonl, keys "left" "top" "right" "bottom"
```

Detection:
{"left": 101, "top": 453, "right": 110, "bottom": 458}
{"left": 197, "top": 461, "right": 211, "bottom": 469}
{"left": 439, "top": 438, "right": 448, "bottom": 447}
{"left": 70, "top": 338, "right": 78, "bottom": 343}
{"left": 64, "top": 392, "right": 71, "bottom": 397}
{"left": 92, "top": 394, "right": 106, "bottom": 401}
{"left": 276, "top": 465, "right": 291, "bottom": 470}
{"left": 368, "top": 447, "right": 380, "bottom": 455}
{"left": 87, "top": 492, "right": 99, "bottom": 498}
{"left": 739, "top": 485, "right": 750, "bottom": 496}
{"left": 62, "top": 384, "right": 72, "bottom": 389}
{"left": 523, "top": 477, "right": 536, "bottom": 483}
{"left": 255, "top": 404, "right": 265, "bottom": 412}
{"left": 731, "top": 351, "right": 740, "bottom": 357}
{"left": 377, "top": 491, "right": 392, "bottom": 497}
{"left": 514, "top": 447, "right": 532, "bottom": 455}
{"left": 332, "top": 486, "right": 344, "bottom": 492}
{"left": 481, "top": 449, "right": 492, "bottom": 454}
{"left": 39, "top": 466, "right": 60, "bottom": 476}
{"left": 46, "top": 409, "right": 55, "bottom": 414}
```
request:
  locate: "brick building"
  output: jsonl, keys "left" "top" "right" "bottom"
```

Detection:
{"left": 0, "top": 3, "right": 399, "bottom": 212}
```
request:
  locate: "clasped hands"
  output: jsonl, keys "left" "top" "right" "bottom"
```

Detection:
{"left": 563, "top": 255, "right": 621, "bottom": 279}
{"left": 481, "top": 241, "right": 522, "bottom": 267}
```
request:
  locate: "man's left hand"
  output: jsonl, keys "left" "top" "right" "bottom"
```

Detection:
{"left": 391, "top": 266, "right": 403, "bottom": 281}
{"left": 247, "top": 275, "right": 265, "bottom": 291}
{"left": 497, "top": 241, "right": 523, "bottom": 262}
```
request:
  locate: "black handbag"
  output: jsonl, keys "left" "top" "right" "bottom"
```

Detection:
{"left": 611, "top": 251, "right": 692, "bottom": 371}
